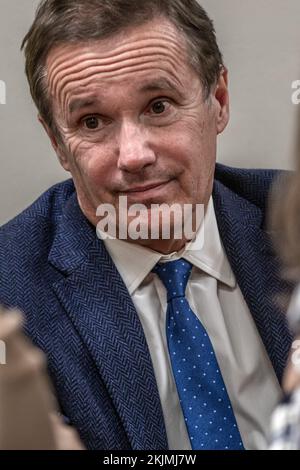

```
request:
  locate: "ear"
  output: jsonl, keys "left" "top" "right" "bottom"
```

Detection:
{"left": 38, "top": 115, "right": 71, "bottom": 172}
{"left": 213, "top": 67, "right": 230, "bottom": 135}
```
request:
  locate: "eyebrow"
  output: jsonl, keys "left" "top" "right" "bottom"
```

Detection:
{"left": 68, "top": 78, "right": 183, "bottom": 115}
{"left": 69, "top": 97, "right": 98, "bottom": 115}
{"left": 138, "top": 78, "right": 182, "bottom": 95}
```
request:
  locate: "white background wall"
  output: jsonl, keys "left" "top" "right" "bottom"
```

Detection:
{"left": 1, "top": 0, "right": 300, "bottom": 225}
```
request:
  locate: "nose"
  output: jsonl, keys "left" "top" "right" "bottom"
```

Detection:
{"left": 117, "top": 120, "right": 156, "bottom": 173}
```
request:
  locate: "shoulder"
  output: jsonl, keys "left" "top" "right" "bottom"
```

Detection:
{"left": 214, "top": 162, "right": 283, "bottom": 193}
{"left": 0, "top": 178, "right": 75, "bottom": 238}
{"left": 0, "top": 179, "right": 75, "bottom": 305}
{"left": 214, "top": 163, "right": 287, "bottom": 210}
{"left": 1, "top": 179, "right": 75, "bottom": 227}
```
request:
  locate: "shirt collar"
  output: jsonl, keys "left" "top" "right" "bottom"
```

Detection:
{"left": 101, "top": 197, "right": 236, "bottom": 295}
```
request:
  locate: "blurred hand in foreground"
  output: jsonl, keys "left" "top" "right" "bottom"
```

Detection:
{"left": 0, "top": 307, "right": 85, "bottom": 450}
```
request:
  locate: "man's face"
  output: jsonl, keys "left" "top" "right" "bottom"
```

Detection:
{"left": 44, "top": 17, "right": 229, "bottom": 252}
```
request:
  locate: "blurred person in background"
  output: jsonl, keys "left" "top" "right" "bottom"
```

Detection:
{"left": 269, "top": 160, "right": 300, "bottom": 449}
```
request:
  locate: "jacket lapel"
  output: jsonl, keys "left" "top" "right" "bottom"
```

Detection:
{"left": 47, "top": 168, "right": 291, "bottom": 447}
{"left": 48, "top": 192, "right": 168, "bottom": 450}
{"left": 213, "top": 178, "right": 292, "bottom": 384}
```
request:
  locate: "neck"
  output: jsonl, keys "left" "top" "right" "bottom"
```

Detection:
{"left": 126, "top": 236, "right": 189, "bottom": 255}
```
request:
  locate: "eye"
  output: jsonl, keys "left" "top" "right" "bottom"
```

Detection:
{"left": 82, "top": 116, "right": 101, "bottom": 130}
{"left": 149, "top": 100, "right": 169, "bottom": 115}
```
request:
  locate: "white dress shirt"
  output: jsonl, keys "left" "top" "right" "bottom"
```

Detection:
{"left": 101, "top": 197, "right": 282, "bottom": 450}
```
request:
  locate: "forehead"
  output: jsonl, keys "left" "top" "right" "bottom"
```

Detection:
{"left": 45, "top": 17, "right": 198, "bottom": 108}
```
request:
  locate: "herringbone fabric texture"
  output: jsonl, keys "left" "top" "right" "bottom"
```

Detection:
{"left": 0, "top": 164, "right": 293, "bottom": 450}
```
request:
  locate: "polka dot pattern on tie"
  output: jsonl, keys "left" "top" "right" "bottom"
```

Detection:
{"left": 153, "top": 259, "right": 244, "bottom": 450}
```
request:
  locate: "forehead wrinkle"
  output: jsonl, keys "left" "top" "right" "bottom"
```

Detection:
{"left": 61, "top": 60, "right": 185, "bottom": 118}
{"left": 54, "top": 49, "right": 182, "bottom": 105}
{"left": 50, "top": 44, "right": 184, "bottom": 100}
{"left": 55, "top": 48, "right": 185, "bottom": 116}
{"left": 48, "top": 22, "right": 194, "bottom": 123}
{"left": 49, "top": 23, "right": 187, "bottom": 71}
{"left": 48, "top": 33, "right": 189, "bottom": 96}
{"left": 48, "top": 32, "right": 185, "bottom": 75}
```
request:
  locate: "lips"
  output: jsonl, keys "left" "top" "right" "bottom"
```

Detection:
{"left": 124, "top": 181, "right": 171, "bottom": 193}
{"left": 118, "top": 179, "right": 174, "bottom": 203}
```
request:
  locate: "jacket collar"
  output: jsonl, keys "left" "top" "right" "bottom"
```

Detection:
{"left": 48, "top": 168, "right": 293, "bottom": 449}
{"left": 48, "top": 191, "right": 169, "bottom": 450}
{"left": 213, "top": 176, "right": 293, "bottom": 383}
{"left": 102, "top": 196, "right": 235, "bottom": 296}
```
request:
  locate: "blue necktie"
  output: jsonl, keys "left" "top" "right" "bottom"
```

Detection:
{"left": 153, "top": 259, "right": 244, "bottom": 450}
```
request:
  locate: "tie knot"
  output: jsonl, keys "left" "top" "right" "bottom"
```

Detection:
{"left": 153, "top": 259, "right": 193, "bottom": 301}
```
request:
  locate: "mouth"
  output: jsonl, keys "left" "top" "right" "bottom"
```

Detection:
{"left": 123, "top": 180, "right": 172, "bottom": 194}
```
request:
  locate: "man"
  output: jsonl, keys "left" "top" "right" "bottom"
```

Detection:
{"left": 0, "top": 0, "right": 292, "bottom": 450}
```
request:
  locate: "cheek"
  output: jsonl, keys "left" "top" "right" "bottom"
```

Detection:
{"left": 64, "top": 136, "right": 115, "bottom": 189}
{"left": 182, "top": 115, "right": 216, "bottom": 167}
{"left": 165, "top": 120, "right": 207, "bottom": 169}
{"left": 169, "top": 119, "right": 216, "bottom": 197}
{"left": 169, "top": 111, "right": 208, "bottom": 148}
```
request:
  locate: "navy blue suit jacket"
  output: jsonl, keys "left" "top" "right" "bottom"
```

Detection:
{"left": 0, "top": 164, "right": 293, "bottom": 450}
